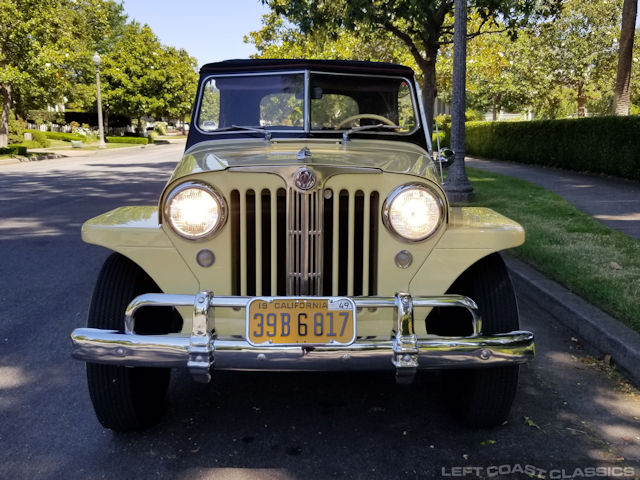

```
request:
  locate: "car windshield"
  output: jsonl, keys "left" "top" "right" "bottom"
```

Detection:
{"left": 196, "top": 72, "right": 418, "bottom": 135}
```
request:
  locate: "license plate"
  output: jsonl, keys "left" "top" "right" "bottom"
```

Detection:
{"left": 246, "top": 297, "right": 356, "bottom": 346}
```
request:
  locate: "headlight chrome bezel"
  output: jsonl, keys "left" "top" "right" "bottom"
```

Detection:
{"left": 164, "top": 181, "right": 227, "bottom": 240}
{"left": 382, "top": 183, "right": 445, "bottom": 242}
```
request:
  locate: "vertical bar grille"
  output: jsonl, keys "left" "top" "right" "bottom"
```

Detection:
{"left": 323, "top": 189, "right": 379, "bottom": 297}
{"left": 231, "top": 188, "right": 287, "bottom": 296}
{"left": 231, "top": 186, "right": 378, "bottom": 297}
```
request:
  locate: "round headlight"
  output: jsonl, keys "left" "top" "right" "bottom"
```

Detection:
{"left": 383, "top": 184, "right": 443, "bottom": 241}
{"left": 165, "top": 182, "right": 226, "bottom": 239}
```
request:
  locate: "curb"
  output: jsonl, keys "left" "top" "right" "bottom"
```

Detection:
{"left": 0, "top": 153, "right": 65, "bottom": 166}
{"left": 505, "top": 255, "right": 640, "bottom": 387}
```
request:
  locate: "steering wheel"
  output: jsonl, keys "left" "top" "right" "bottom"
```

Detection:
{"left": 336, "top": 113, "right": 398, "bottom": 129}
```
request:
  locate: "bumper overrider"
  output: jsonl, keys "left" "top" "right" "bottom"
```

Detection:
{"left": 71, "top": 291, "right": 534, "bottom": 384}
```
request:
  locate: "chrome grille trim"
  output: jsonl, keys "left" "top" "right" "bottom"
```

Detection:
{"left": 287, "top": 188, "right": 323, "bottom": 295}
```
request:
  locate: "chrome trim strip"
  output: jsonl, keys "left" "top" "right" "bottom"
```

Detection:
{"left": 71, "top": 329, "right": 534, "bottom": 370}
{"left": 304, "top": 70, "right": 310, "bottom": 133}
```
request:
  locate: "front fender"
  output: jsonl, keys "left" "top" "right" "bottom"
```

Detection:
{"left": 409, "top": 207, "right": 525, "bottom": 295}
{"left": 82, "top": 206, "right": 199, "bottom": 295}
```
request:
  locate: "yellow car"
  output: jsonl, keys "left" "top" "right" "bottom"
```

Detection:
{"left": 71, "top": 59, "right": 534, "bottom": 431}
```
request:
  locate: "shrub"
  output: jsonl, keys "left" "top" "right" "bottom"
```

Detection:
{"left": 106, "top": 136, "right": 149, "bottom": 145}
{"left": 466, "top": 116, "right": 640, "bottom": 181}
{"left": 31, "top": 131, "right": 50, "bottom": 147}
{"left": 24, "top": 129, "right": 84, "bottom": 142}
{"left": 19, "top": 140, "right": 44, "bottom": 149}
{"left": 0, "top": 145, "right": 28, "bottom": 155}
{"left": 154, "top": 122, "right": 167, "bottom": 135}
{"left": 8, "top": 112, "right": 24, "bottom": 144}
{"left": 148, "top": 131, "right": 158, "bottom": 143}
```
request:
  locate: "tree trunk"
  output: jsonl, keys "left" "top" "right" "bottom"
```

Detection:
{"left": 492, "top": 93, "right": 501, "bottom": 121}
{"left": 613, "top": 0, "right": 637, "bottom": 115}
{"left": 419, "top": 44, "right": 439, "bottom": 132}
{"left": 0, "top": 84, "right": 11, "bottom": 148}
{"left": 577, "top": 81, "right": 587, "bottom": 117}
{"left": 137, "top": 117, "right": 144, "bottom": 136}
{"left": 443, "top": 0, "right": 474, "bottom": 203}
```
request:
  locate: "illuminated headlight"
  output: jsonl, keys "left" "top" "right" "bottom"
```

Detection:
{"left": 165, "top": 182, "right": 226, "bottom": 239}
{"left": 382, "top": 184, "right": 444, "bottom": 241}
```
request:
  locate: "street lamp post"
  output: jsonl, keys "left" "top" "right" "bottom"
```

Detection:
{"left": 443, "top": 0, "right": 475, "bottom": 203}
{"left": 92, "top": 52, "right": 106, "bottom": 149}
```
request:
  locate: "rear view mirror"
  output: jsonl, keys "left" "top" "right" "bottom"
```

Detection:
{"left": 438, "top": 148, "right": 455, "bottom": 168}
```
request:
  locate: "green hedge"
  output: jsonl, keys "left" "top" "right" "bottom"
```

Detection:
{"left": 466, "top": 116, "right": 640, "bottom": 181}
{"left": 0, "top": 145, "right": 28, "bottom": 155}
{"left": 106, "top": 136, "right": 149, "bottom": 145}
{"left": 24, "top": 129, "right": 84, "bottom": 141}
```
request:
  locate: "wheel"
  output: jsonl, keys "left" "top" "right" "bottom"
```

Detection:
{"left": 86, "top": 253, "right": 172, "bottom": 431}
{"left": 336, "top": 113, "right": 397, "bottom": 129}
{"left": 428, "top": 253, "right": 520, "bottom": 428}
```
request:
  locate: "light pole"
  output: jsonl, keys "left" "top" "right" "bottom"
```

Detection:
{"left": 443, "top": 0, "right": 475, "bottom": 203}
{"left": 92, "top": 52, "right": 106, "bottom": 149}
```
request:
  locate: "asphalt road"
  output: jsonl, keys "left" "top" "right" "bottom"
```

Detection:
{"left": 1, "top": 146, "right": 639, "bottom": 480}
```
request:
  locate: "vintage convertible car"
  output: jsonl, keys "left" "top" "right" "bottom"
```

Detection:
{"left": 71, "top": 59, "right": 534, "bottom": 431}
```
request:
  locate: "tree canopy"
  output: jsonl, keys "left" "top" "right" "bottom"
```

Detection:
{"left": 100, "top": 23, "right": 198, "bottom": 131}
{"left": 0, "top": 0, "right": 119, "bottom": 146}
{"left": 260, "top": 0, "right": 563, "bottom": 127}
{"left": 1, "top": 0, "right": 198, "bottom": 147}
{"left": 251, "top": 0, "right": 639, "bottom": 121}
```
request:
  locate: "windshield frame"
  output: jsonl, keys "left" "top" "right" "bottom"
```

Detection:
{"left": 192, "top": 69, "right": 423, "bottom": 140}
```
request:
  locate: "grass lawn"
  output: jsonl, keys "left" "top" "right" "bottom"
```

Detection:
{"left": 467, "top": 167, "right": 640, "bottom": 334}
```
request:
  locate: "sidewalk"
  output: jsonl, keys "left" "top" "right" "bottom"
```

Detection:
{"left": 466, "top": 156, "right": 640, "bottom": 241}
{"left": 466, "top": 156, "right": 640, "bottom": 386}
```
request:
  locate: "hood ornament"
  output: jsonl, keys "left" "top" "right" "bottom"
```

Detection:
{"left": 296, "top": 146, "right": 312, "bottom": 162}
{"left": 294, "top": 167, "right": 316, "bottom": 191}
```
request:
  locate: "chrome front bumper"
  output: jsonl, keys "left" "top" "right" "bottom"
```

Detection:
{"left": 71, "top": 291, "right": 534, "bottom": 384}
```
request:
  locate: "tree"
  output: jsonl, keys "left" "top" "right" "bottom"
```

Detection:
{"left": 156, "top": 47, "right": 199, "bottom": 124}
{"left": 0, "top": 0, "right": 114, "bottom": 146}
{"left": 532, "top": 0, "right": 621, "bottom": 117}
{"left": 613, "top": 0, "right": 638, "bottom": 115}
{"left": 261, "top": 0, "right": 563, "bottom": 128}
{"left": 100, "top": 23, "right": 198, "bottom": 133}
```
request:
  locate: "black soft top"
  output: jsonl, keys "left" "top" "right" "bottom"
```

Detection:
{"left": 200, "top": 59, "right": 415, "bottom": 77}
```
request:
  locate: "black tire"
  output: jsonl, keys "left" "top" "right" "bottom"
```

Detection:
{"left": 86, "top": 253, "right": 171, "bottom": 431}
{"left": 431, "top": 253, "right": 520, "bottom": 428}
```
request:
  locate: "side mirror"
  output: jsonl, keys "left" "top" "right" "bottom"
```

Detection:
{"left": 438, "top": 148, "right": 455, "bottom": 168}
